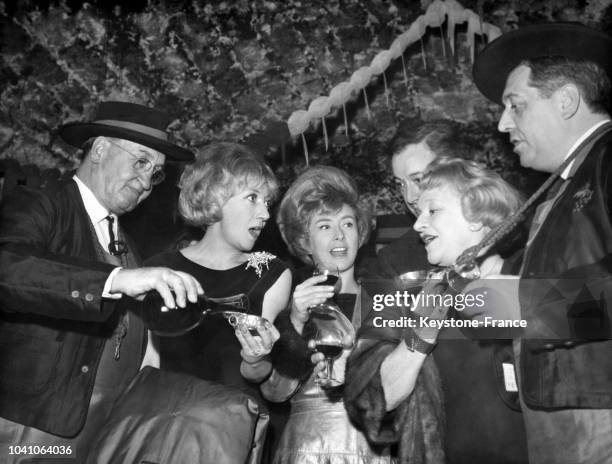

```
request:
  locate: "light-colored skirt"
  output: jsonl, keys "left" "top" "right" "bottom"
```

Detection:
{"left": 273, "top": 393, "right": 395, "bottom": 464}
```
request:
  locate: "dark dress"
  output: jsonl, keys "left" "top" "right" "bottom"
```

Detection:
{"left": 145, "top": 250, "right": 286, "bottom": 386}
{"left": 144, "top": 250, "right": 290, "bottom": 457}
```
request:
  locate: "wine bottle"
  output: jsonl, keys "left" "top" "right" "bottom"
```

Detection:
{"left": 142, "top": 292, "right": 220, "bottom": 337}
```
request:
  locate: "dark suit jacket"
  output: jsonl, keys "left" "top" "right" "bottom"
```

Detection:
{"left": 520, "top": 123, "right": 612, "bottom": 408}
{"left": 0, "top": 180, "right": 135, "bottom": 436}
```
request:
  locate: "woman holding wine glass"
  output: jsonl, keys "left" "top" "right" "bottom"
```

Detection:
{"left": 262, "top": 165, "right": 395, "bottom": 463}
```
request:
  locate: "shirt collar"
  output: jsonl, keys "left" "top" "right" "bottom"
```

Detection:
{"left": 561, "top": 119, "right": 612, "bottom": 179}
{"left": 73, "top": 175, "right": 111, "bottom": 225}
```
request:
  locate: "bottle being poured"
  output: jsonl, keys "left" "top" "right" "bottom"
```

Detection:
{"left": 142, "top": 291, "right": 268, "bottom": 337}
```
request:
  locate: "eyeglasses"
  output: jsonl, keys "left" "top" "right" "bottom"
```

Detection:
{"left": 106, "top": 139, "right": 166, "bottom": 186}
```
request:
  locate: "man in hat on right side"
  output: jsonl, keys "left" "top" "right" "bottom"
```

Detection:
{"left": 473, "top": 23, "right": 612, "bottom": 463}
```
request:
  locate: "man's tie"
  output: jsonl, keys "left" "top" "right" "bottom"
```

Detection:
{"left": 106, "top": 215, "right": 127, "bottom": 257}
{"left": 103, "top": 215, "right": 129, "bottom": 360}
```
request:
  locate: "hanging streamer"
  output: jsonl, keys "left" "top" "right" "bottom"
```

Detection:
{"left": 285, "top": 0, "right": 502, "bottom": 162}
{"left": 400, "top": 53, "right": 409, "bottom": 92}
{"left": 308, "top": 96, "right": 332, "bottom": 151}
{"left": 301, "top": 133, "right": 309, "bottom": 167}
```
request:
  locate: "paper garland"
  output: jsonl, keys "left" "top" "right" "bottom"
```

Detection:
{"left": 286, "top": 0, "right": 501, "bottom": 163}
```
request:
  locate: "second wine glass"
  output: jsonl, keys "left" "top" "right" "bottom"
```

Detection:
{"left": 313, "top": 324, "right": 345, "bottom": 388}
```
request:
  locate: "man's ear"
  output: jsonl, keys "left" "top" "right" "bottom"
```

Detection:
{"left": 555, "top": 83, "right": 580, "bottom": 120}
{"left": 89, "top": 137, "right": 107, "bottom": 164}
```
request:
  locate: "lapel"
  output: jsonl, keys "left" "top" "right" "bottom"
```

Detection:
{"left": 64, "top": 180, "right": 102, "bottom": 261}
{"left": 68, "top": 179, "right": 141, "bottom": 268}
{"left": 522, "top": 123, "right": 612, "bottom": 273}
{"left": 525, "top": 123, "right": 612, "bottom": 251}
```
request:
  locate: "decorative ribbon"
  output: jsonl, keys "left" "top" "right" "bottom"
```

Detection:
{"left": 286, "top": 0, "right": 501, "bottom": 151}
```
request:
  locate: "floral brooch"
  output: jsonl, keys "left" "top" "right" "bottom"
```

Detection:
{"left": 245, "top": 251, "right": 276, "bottom": 278}
{"left": 572, "top": 182, "right": 593, "bottom": 213}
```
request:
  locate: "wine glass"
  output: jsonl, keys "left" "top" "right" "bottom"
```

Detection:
{"left": 309, "top": 300, "right": 355, "bottom": 388}
{"left": 313, "top": 326, "right": 345, "bottom": 387}
{"left": 312, "top": 266, "right": 342, "bottom": 295}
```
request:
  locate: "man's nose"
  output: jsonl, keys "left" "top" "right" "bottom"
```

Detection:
{"left": 406, "top": 185, "right": 419, "bottom": 204}
{"left": 497, "top": 107, "right": 514, "bottom": 133}
{"left": 138, "top": 171, "right": 153, "bottom": 191}
{"left": 406, "top": 202, "right": 419, "bottom": 217}
{"left": 404, "top": 184, "right": 420, "bottom": 213}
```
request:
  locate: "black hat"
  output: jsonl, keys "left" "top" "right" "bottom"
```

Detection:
{"left": 58, "top": 101, "right": 194, "bottom": 162}
{"left": 473, "top": 23, "right": 612, "bottom": 104}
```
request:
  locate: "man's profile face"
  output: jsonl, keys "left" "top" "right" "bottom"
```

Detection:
{"left": 497, "top": 65, "right": 565, "bottom": 173}
{"left": 97, "top": 138, "right": 166, "bottom": 215}
{"left": 391, "top": 141, "right": 437, "bottom": 216}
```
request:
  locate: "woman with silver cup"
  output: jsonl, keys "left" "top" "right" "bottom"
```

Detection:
{"left": 344, "top": 158, "right": 527, "bottom": 464}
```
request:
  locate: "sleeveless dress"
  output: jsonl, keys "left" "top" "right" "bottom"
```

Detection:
{"left": 144, "top": 250, "right": 291, "bottom": 461}
{"left": 144, "top": 250, "right": 288, "bottom": 393}
{"left": 273, "top": 292, "right": 396, "bottom": 464}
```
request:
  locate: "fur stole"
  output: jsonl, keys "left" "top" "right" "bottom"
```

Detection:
{"left": 344, "top": 338, "right": 445, "bottom": 464}
{"left": 270, "top": 309, "right": 317, "bottom": 381}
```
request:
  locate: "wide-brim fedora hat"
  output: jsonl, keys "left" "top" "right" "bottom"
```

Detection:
{"left": 58, "top": 101, "right": 194, "bottom": 162}
{"left": 473, "top": 23, "right": 612, "bottom": 104}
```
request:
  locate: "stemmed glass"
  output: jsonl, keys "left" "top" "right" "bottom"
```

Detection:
{"left": 309, "top": 266, "right": 354, "bottom": 387}
{"left": 312, "top": 321, "right": 348, "bottom": 387}
{"left": 312, "top": 267, "right": 342, "bottom": 294}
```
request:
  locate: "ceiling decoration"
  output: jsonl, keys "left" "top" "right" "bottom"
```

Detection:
{"left": 286, "top": 0, "right": 502, "bottom": 165}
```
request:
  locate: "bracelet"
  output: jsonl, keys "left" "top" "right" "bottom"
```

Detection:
{"left": 406, "top": 329, "right": 437, "bottom": 355}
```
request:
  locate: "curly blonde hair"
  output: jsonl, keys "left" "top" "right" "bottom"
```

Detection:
{"left": 178, "top": 142, "right": 278, "bottom": 227}
{"left": 421, "top": 158, "right": 524, "bottom": 229}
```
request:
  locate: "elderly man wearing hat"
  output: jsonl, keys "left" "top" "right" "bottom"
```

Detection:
{"left": 0, "top": 101, "right": 203, "bottom": 461}
{"left": 473, "top": 23, "right": 612, "bottom": 464}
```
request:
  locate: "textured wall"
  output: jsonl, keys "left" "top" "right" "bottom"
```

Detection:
{"left": 1, "top": 0, "right": 611, "bottom": 234}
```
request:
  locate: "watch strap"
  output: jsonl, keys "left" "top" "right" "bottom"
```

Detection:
{"left": 407, "top": 329, "right": 437, "bottom": 355}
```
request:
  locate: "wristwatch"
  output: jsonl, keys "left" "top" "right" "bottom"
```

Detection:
{"left": 407, "top": 330, "right": 437, "bottom": 355}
